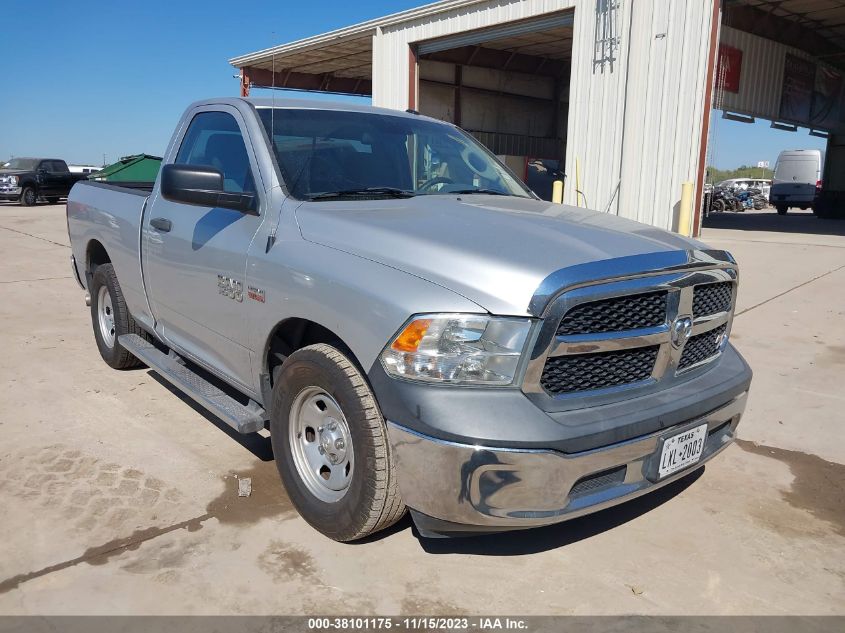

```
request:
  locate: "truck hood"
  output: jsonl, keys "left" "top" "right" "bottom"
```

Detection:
{"left": 295, "top": 195, "right": 702, "bottom": 315}
{"left": 0, "top": 169, "right": 31, "bottom": 177}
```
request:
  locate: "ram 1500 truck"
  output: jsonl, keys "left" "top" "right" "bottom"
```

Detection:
{"left": 67, "top": 98, "right": 752, "bottom": 541}
{"left": 1, "top": 158, "right": 86, "bottom": 206}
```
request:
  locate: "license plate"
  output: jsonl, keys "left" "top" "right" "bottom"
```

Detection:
{"left": 657, "top": 424, "right": 707, "bottom": 479}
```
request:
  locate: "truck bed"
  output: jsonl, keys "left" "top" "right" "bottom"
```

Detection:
{"left": 82, "top": 180, "right": 155, "bottom": 195}
{"left": 67, "top": 179, "right": 154, "bottom": 332}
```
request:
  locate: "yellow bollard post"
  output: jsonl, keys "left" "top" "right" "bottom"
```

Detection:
{"left": 552, "top": 180, "right": 564, "bottom": 204}
{"left": 678, "top": 181, "right": 694, "bottom": 237}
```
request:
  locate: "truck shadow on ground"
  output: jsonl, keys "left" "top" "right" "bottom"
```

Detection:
{"left": 410, "top": 470, "right": 703, "bottom": 556}
{"left": 148, "top": 373, "right": 274, "bottom": 462}
{"left": 703, "top": 209, "right": 845, "bottom": 236}
{"left": 146, "top": 371, "right": 704, "bottom": 555}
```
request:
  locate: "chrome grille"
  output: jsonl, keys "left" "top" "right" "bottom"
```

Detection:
{"left": 523, "top": 251, "right": 738, "bottom": 405}
{"left": 556, "top": 291, "right": 667, "bottom": 336}
{"left": 693, "top": 282, "right": 733, "bottom": 317}
{"left": 541, "top": 346, "right": 659, "bottom": 395}
{"left": 679, "top": 324, "right": 727, "bottom": 370}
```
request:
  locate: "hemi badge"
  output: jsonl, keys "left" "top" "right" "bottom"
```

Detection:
{"left": 248, "top": 286, "right": 265, "bottom": 303}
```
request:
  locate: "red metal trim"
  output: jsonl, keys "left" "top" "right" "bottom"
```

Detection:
{"left": 240, "top": 66, "right": 372, "bottom": 96}
{"left": 693, "top": 0, "right": 721, "bottom": 237}
{"left": 240, "top": 68, "right": 250, "bottom": 97}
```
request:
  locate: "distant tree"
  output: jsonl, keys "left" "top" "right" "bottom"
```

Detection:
{"left": 706, "top": 165, "right": 774, "bottom": 184}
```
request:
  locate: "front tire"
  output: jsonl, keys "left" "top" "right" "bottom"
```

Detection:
{"left": 270, "top": 344, "right": 405, "bottom": 541}
{"left": 20, "top": 187, "right": 36, "bottom": 206}
{"left": 89, "top": 263, "right": 145, "bottom": 369}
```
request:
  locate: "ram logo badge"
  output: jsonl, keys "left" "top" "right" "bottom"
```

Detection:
{"left": 217, "top": 275, "right": 243, "bottom": 302}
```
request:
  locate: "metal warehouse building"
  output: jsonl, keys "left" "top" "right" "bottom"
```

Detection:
{"left": 230, "top": 0, "right": 845, "bottom": 234}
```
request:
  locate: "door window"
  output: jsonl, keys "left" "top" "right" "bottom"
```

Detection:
{"left": 175, "top": 111, "right": 256, "bottom": 194}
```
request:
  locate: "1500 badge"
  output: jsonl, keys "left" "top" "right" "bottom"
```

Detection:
{"left": 217, "top": 275, "right": 243, "bottom": 302}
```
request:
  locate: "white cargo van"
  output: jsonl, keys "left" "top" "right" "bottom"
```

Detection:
{"left": 770, "top": 149, "right": 823, "bottom": 215}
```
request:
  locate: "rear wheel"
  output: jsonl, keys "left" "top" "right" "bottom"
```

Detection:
{"left": 711, "top": 199, "right": 725, "bottom": 214}
{"left": 270, "top": 343, "right": 405, "bottom": 541}
{"left": 776, "top": 205, "right": 788, "bottom": 215}
{"left": 20, "top": 187, "right": 36, "bottom": 206}
{"left": 89, "top": 263, "right": 145, "bottom": 369}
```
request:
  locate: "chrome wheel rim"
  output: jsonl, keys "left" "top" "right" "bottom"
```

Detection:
{"left": 24, "top": 189, "right": 35, "bottom": 205}
{"left": 288, "top": 387, "right": 354, "bottom": 503}
{"left": 97, "top": 285, "right": 116, "bottom": 348}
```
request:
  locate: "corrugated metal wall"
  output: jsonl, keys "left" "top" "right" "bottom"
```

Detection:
{"left": 373, "top": 0, "right": 577, "bottom": 109}
{"left": 373, "top": 0, "right": 715, "bottom": 231}
{"left": 614, "top": 0, "right": 715, "bottom": 229}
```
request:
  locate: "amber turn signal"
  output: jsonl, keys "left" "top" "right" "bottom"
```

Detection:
{"left": 390, "top": 318, "right": 432, "bottom": 352}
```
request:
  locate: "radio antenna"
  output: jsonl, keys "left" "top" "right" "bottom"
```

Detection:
{"left": 271, "top": 32, "right": 276, "bottom": 140}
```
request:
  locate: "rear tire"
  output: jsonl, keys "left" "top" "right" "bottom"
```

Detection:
{"left": 712, "top": 199, "right": 725, "bottom": 213}
{"left": 89, "top": 263, "right": 146, "bottom": 369}
{"left": 270, "top": 343, "right": 405, "bottom": 541}
{"left": 776, "top": 205, "right": 787, "bottom": 215}
{"left": 20, "top": 187, "right": 36, "bottom": 206}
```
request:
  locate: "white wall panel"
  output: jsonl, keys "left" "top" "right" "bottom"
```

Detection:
{"left": 373, "top": 0, "right": 715, "bottom": 232}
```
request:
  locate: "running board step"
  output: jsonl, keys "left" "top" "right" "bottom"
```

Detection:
{"left": 119, "top": 333, "right": 265, "bottom": 434}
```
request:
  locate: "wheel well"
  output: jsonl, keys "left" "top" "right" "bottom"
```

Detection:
{"left": 86, "top": 240, "right": 111, "bottom": 278}
{"left": 265, "top": 318, "right": 357, "bottom": 384}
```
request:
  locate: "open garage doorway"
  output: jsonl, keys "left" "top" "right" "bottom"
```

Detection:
{"left": 414, "top": 10, "right": 573, "bottom": 201}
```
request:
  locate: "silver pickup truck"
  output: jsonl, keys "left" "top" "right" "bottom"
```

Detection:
{"left": 67, "top": 97, "right": 752, "bottom": 541}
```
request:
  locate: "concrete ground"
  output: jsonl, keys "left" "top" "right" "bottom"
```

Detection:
{"left": 0, "top": 202, "right": 842, "bottom": 615}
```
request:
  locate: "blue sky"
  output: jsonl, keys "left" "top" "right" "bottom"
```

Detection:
{"left": 708, "top": 116, "right": 827, "bottom": 170}
{"left": 0, "top": 1, "right": 828, "bottom": 168}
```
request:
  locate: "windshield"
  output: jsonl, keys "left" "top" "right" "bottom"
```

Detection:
{"left": 2, "top": 158, "right": 39, "bottom": 170}
{"left": 257, "top": 108, "right": 532, "bottom": 200}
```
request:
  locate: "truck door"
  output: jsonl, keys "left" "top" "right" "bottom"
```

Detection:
{"left": 38, "top": 161, "right": 60, "bottom": 196}
{"left": 142, "top": 106, "right": 266, "bottom": 394}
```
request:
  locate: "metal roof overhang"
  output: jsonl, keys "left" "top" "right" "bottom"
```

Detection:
{"left": 229, "top": 0, "right": 493, "bottom": 95}
{"left": 725, "top": 0, "right": 845, "bottom": 72}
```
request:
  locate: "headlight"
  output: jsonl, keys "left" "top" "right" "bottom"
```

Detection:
{"left": 8, "top": 176, "right": 17, "bottom": 185}
{"left": 380, "top": 314, "right": 533, "bottom": 385}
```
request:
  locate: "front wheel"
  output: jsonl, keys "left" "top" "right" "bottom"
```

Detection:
{"left": 270, "top": 344, "right": 405, "bottom": 541}
{"left": 89, "top": 263, "right": 145, "bottom": 369}
{"left": 19, "top": 187, "right": 36, "bottom": 206}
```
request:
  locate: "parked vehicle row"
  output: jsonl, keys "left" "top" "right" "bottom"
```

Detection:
{"left": 0, "top": 158, "right": 87, "bottom": 206}
{"left": 67, "top": 97, "right": 751, "bottom": 541}
{"left": 705, "top": 185, "right": 766, "bottom": 217}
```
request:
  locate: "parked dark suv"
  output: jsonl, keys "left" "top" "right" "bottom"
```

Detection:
{"left": 0, "top": 158, "right": 86, "bottom": 206}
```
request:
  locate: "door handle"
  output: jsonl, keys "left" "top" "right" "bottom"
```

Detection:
{"left": 150, "top": 218, "right": 172, "bottom": 232}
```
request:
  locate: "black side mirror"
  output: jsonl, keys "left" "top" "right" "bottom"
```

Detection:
{"left": 160, "top": 164, "right": 257, "bottom": 214}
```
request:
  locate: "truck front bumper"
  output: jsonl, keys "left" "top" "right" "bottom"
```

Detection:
{"left": 0, "top": 186, "right": 22, "bottom": 200}
{"left": 387, "top": 391, "right": 746, "bottom": 536}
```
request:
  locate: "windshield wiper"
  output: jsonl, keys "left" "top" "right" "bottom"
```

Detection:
{"left": 448, "top": 188, "right": 510, "bottom": 196}
{"left": 308, "top": 187, "right": 416, "bottom": 200}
